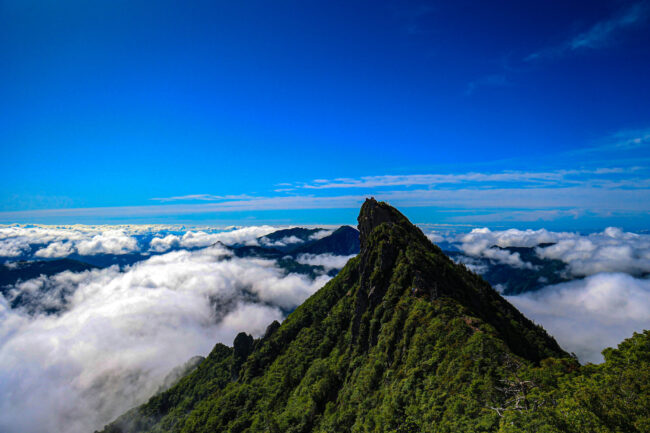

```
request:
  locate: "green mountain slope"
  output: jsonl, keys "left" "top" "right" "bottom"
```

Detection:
{"left": 99, "top": 199, "right": 649, "bottom": 433}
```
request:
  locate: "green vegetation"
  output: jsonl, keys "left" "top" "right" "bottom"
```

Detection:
{"left": 99, "top": 199, "right": 649, "bottom": 433}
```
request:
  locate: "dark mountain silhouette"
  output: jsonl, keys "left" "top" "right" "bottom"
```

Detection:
{"left": 1, "top": 258, "right": 96, "bottom": 289}
{"left": 290, "top": 225, "right": 359, "bottom": 256}
{"left": 445, "top": 246, "right": 569, "bottom": 295}
{"left": 258, "top": 228, "right": 325, "bottom": 252}
{"left": 1, "top": 259, "right": 97, "bottom": 314}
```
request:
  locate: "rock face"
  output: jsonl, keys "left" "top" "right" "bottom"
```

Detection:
{"left": 231, "top": 332, "right": 255, "bottom": 379}
{"left": 100, "top": 199, "right": 573, "bottom": 433}
{"left": 352, "top": 199, "right": 405, "bottom": 348}
{"left": 263, "top": 320, "right": 281, "bottom": 339}
{"left": 357, "top": 197, "right": 409, "bottom": 248}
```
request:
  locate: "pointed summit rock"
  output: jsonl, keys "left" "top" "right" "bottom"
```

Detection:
{"left": 353, "top": 198, "right": 564, "bottom": 361}
{"left": 357, "top": 197, "right": 412, "bottom": 247}
{"left": 104, "top": 200, "right": 647, "bottom": 433}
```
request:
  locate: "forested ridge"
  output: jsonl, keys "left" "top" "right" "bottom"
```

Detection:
{"left": 100, "top": 199, "right": 649, "bottom": 433}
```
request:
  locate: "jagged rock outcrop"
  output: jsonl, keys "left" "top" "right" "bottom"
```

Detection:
{"left": 231, "top": 332, "right": 255, "bottom": 379}
{"left": 263, "top": 320, "right": 281, "bottom": 339}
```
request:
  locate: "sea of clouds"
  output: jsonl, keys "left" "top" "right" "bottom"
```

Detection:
{"left": 427, "top": 226, "right": 650, "bottom": 363}
{"left": 0, "top": 224, "right": 336, "bottom": 433}
{"left": 449, "top": 226, "right": 650, "bottom": 276}
{"left": 0, "top": 223, "right": 649, "bottom": 433}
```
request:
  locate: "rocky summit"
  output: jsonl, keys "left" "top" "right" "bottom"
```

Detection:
{"left": 99, "top": 199, "right": 650, "bottom": 433}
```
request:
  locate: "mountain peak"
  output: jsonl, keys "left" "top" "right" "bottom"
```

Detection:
{"left": 357, "top": 197, "right": 412, "bottom": 249}
{"left": 352, "top": 198, "right": 565, "bottom": 361}
{"left": 100, "top": 200, "right": 570, "bottom": 433}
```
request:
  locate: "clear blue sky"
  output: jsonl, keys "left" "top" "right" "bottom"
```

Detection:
{"left": 1, "top": 0, "right": 649, "bottom": 229}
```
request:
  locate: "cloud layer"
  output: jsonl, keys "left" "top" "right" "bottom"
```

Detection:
{"left": 0, "top": 244, "right": 330, "bottom": 433}
{"left": 536, "top": 227, "right": 650, "bottom": 276}
{"left": 508, "top": 273, "right": 650, "bottom": 363}
{"left": 1, "top": 223, "right": 648, "bottom": 433}
{"left": 2, "top": 163, "right": 649, "bottom": 226}
{"left": 296, "top": 253, "right": 357, "bottom": 271}
{"left": 446, "top": 226, "right": 650, "bottom": 276}
{"left": 0, "top": 224, "right": 283, "bottom": 260}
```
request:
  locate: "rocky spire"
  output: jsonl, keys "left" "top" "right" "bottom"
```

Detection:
{"left": 357, "top": 197, "right": 412, "bottom": 250}
{"left": 352, "top": 198, "right": 566, "bottom": 361}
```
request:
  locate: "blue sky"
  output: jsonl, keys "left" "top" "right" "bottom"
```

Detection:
{"left": 1, "top": 0, "right": 649, "bottom": 229}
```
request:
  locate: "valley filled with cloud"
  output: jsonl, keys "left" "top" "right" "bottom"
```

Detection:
{"left": 0, "top": 223, "right": 648, "bottom": 433}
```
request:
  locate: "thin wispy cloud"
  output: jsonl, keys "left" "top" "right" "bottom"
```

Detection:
{"left": 1, "top": 165, "right": 648, "bottom": 224}
{"left": 2, "top": 183, "right": 649, "bottom": 224}
{"left": 569, "top": 2, "right": 648, "bottom": 50}
{"left": 527, "top": 2, "right": 649, "bottom": 60}
{"left": 3, "top": 128, "right": 649, "bottom": 226}
{"left": 151, "top": 194, "right": 255, "bottom": 203}
{"left": 570, "top": 128, "right": 650, "bottom": 155}
{"left": 291, "top": 167, "right": 638, "bottom": 190}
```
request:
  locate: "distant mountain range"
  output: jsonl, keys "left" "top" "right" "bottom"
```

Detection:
{"left": 445, "top": 245, "right": 570, "bottom": 295}
{"left": 0, "top": 226, "right": 361, "bottom": 315}
{"left": 0, "top": 259, "right": 97, "bottom": 314}
{"left": 1, "top": 220, "right": 598, "bottom": 318}
{"left": 230, "top": 225, "right": 360, "bottom": 258}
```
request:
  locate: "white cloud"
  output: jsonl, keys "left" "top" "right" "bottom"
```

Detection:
{"left": 535, "top": 227, "right": 650, "bottom": 276}
{"left": 148, "top": 234, "right": 181, "bottom": 253}
{"left": 571, "top": 128, "right": 650, "bottom": 155}
{"left": 34, "top": 241, "right": 75, "bottom": 258}
{"left": 75, "top": 230, "right": 139, "bottom": 256}
{"left": 296, "top": 253, "right": 356, "bottom": 271}
{"left": 0, "top": 225, "right": 285, "bottom": 258}
{"left": 3, "top": 181, "right": 650, "bottom": 224}
{"left": 526, "top": 2, "right": 648, "bottom": 60}
{"left": 458, "top": 227, "right": 574, "bottom": 249}
{"left": 426, "top": 232, "right": 445, "bottom": 243}
{"left": 309, "top": 229, "right": 334, "bottom": 240}
{"left": 569, "top": 2, "right": 647, "bottom": 50}
{"left": 451, "top": 255, "right": 489, "bottom": 275}
{"left": 0, "top": 240, "right": 30, "bottom": 257}
{"left": 260, "top": 235, "right": 305, "bottom": 248}
{"left": 482, "top": 247, "right": 536, "bottom": 269}
{"left": 0, "top": 226, "right": 87, "bottom": 258}
{"left": 455, "top": 228, "right": 548, "bottom": 269}
{"left": 293, "top": 168, "right": 637, "bottom": 190}
{"left": 508, "top": 273, "right": 650, "bottom": 363}
{"left": 150, "top": 194, "right": 255, "bottom": 203}
{"left": 0, "top": 244, "right": 331, "bottom": 433}
{"left": 0, "top": 226, "right": 139, "bottom": 258}
{"left": 218, "top": 303, "right": 284, "bottom": 336}
{"left": 179, "top": 226, "right": 279, "bottom": 249}
{"left": 446, "top": 226, "right": 650, "bottom": 276}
